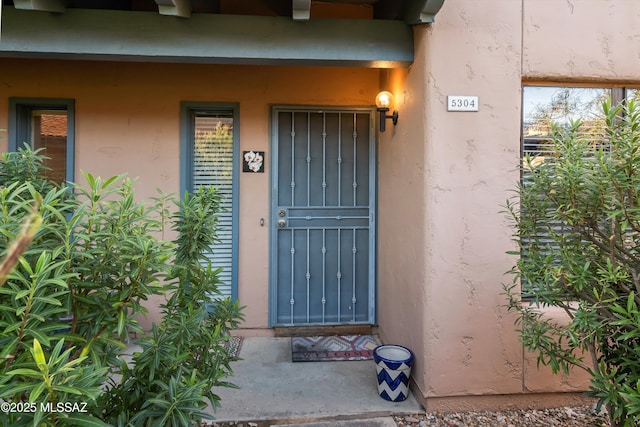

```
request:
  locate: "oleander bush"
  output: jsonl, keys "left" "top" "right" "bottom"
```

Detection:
{"left": 0, "top": 146, "right": 243, "bottom": 427}
{"left": 505, "top": 99, "right": 640, "bottom": 427}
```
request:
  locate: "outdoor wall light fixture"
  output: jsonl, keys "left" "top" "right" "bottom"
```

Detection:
{"left": 375, "top": 91, "right": 398, "bottom": 132}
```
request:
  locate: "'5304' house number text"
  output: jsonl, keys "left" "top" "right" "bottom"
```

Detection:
{"left": 447, "top": 96, "right": 479, "bottom": 112}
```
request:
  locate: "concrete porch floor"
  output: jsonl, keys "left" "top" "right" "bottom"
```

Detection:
{"left": 207, "top": 336, "right": 423, "bottom": 425}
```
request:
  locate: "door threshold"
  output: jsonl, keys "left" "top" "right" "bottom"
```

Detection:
{"left": 274, "top": 324, "right": 373, "bottom": 337}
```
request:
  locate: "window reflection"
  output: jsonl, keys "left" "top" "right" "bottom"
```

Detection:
{"left": 32, "top": 110, "right": 68, "bottom": 184}
{"left": 626, "top": 88, "right": 640, "bottom": 102}
{"left": 522, "top": 87, "right": 611, "bottom": 166}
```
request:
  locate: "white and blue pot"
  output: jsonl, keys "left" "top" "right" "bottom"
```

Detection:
{"left": 373, "top": 344, "right": 414, "bottom": 402}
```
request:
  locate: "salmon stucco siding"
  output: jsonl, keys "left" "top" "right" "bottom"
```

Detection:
{"left": 377, "top": 0, "right": 640, "bottom": 410}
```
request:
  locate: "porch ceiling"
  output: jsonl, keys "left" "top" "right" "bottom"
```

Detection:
{"left": 4, "top": 0, "right": 445, "bottom": 23}
{"left": 0, "top": 0, "right": 445, "bottom": 67}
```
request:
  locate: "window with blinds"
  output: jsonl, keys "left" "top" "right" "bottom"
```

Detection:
{"left": 190, "top": 110, "right": 236, "bottom": 300}
{"left": 520, "top": 86, "right": 611, "bottom": 294}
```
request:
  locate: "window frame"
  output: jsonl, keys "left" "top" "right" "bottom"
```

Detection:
{"left": 180, "top": 101, "right": 240, "bottom": 302}
{"left": 8, "top": 97, "right": 76, "bottom": 183}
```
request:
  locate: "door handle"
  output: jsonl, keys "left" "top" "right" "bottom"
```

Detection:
{"left": 278, "top": 219, "right": 286, "bottom": 228}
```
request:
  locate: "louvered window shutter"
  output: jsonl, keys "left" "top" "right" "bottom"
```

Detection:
{"left": 192, "top": 113, "right": 235, "bottom": 299}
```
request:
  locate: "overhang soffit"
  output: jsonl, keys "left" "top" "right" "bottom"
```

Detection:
{"left": 0, "top": 7, "right": 415, "bottom": 67}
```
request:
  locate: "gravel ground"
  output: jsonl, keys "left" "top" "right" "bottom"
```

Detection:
{"left": 392, "top": 405, "right": 610, "bottom": 427}
{"left": 207, "top": 405, "right": 611, "bottom": 427}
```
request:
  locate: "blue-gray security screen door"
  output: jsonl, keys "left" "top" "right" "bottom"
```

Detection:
{"left": 270, "top": 107, "right": 376, "bottom": 326}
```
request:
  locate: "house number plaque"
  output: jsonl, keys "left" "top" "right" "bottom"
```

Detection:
{"left": 447, "top": 96, "right": 479, "bottom": 112}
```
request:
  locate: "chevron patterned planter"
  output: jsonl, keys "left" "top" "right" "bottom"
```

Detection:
{"left": 373, "top": 344, "right": 414, "bottom": 402}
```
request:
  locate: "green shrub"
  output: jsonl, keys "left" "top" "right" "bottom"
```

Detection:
{"left": 0, "top": 147, "right": 243, "bottom": 427}
{"left": 505, "top": 99, "right": 640, "bottom": 427}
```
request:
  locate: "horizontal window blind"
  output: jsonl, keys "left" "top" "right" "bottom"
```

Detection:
{"left": 193, "top": 113, "right": 234, "bottom": 299}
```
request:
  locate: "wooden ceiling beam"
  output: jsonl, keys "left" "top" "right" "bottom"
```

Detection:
{"left": 292, "top": 0, "right": 311, "bottom": 20}
{"left": 316, "top": 0, "right": 379, "bottom": 4}
{"left": 13, "top": 0, "right": 66, "bottom": 13}
{"left": 155, "top": 0, "right": 191, "bottom": 18}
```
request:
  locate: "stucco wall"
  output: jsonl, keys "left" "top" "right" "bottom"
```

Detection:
{"left": 376, "top": 60, "right": 428, "bottom": 386}
{"left": 376, "top": 34, "right": 429, "bottom": 399}
{"left": 0, "top": 58, "right": 380, "bottom": 330}
{"left": 420, "top": 0, "right": 524, "bottom": 401}
{"left": 523, "top": 0, "right": 640, "bottom": 82}
{"left": 377, "top": 0, "right": 635, "bottom": 409}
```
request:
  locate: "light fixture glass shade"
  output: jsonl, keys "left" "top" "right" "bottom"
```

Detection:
{"left": 375, "top": 91, "right": 394, "bottom": 109}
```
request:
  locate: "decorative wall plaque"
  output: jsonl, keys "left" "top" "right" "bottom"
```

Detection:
{"left": 243, "top": 151, "right": 265, "bottom": 173}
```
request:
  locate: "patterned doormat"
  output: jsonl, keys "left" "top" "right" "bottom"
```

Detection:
{"left": 225, "top": 336, "right": 244, "bottom": 358}
{"left": 291, "top": 335, "right": 380, "bottom": 362}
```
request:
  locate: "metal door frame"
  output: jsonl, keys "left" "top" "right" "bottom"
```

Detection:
{"left": 268, "top": 105, "right": 377, "bottom": 327}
